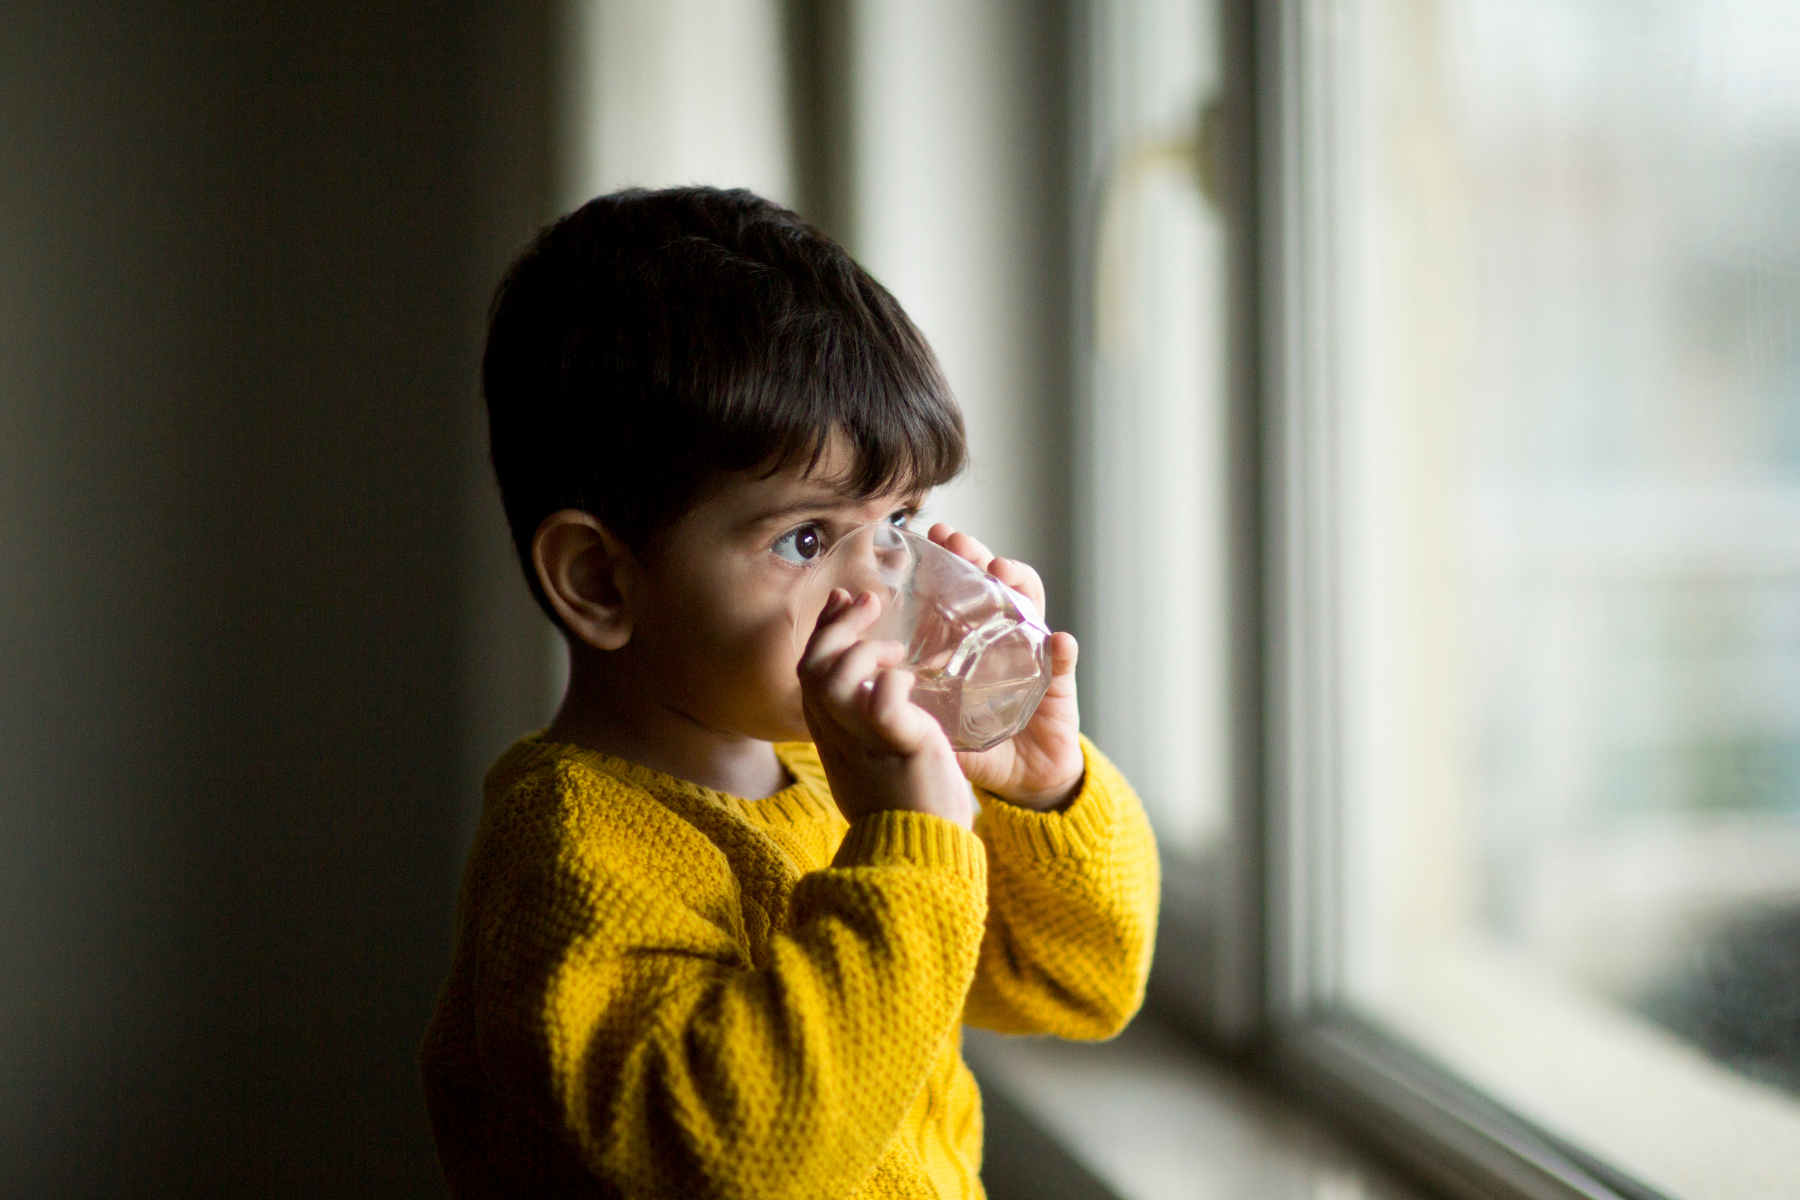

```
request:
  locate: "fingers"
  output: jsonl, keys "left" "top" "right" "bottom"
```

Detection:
{"left": 988, "top": 556, "right": 1046, "bottom": 618}
{"left": 819, "top": 637, "right": 906, "bottom": 712}
{"left": 801, "top": 588, "right": 882, "bottom": 672}
{"left": 927, "top": 523, "right": 993, "bottom": 570}
{"left": 807, "top": 648, "right": 929, "bottom": 755}
{"left": 799, "top": 588, "right": 932, "bottom": 753}
{"left": 864, "top": 666, "right": 938, "bottom": 749}
{"left": 1021, "top": 630, "right": 1082, "bottom": 735}
{"left": 1047, "top": 631, "right": 1079, "bottom": 688}
{"left": 928, "top": 522, "right": 1048, "bottom": 618}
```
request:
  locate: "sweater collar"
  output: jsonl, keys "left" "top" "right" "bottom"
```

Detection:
{"left": 487, "top": 732, "right": 843, "bottom": 830}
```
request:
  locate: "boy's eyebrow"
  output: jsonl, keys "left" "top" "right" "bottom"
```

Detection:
{"left": 743, "top": 494, "right": 856, "bottom": 526}
{"left": 741, "top": 492, "right": 921, "bottom": 529}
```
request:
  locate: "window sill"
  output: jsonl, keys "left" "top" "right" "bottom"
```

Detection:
{"left": 1343, "top": 937, "right": 1800, "bottom": 1200}
{"left": 966, "top": 1012, "right": 1424, "bottom": 1200}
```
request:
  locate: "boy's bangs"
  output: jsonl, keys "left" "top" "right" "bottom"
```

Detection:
{"left": 766, "top": 390, "right": 965, "bottom": 504}
{"left": 485, "top": 187, "right": 970, "bottom": 619}
{"left": 725, "top": 305, "right": 966, "bottom": 504}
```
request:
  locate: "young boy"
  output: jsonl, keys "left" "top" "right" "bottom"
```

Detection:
{"left": 422, "top": 187, "right": 1159, "bottom": 1199}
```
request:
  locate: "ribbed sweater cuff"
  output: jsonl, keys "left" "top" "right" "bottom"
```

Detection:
{"left": 832, "top": 810, "right": 987, "bottom": 879}
{"left": 976, "top": 735, "right": 1122, "bottom": 863}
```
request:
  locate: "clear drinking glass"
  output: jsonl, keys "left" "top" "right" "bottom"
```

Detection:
{"left": 792, "top": 523, "right": 1053, "bottom": 752}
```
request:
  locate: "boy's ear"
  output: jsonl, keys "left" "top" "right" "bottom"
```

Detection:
{"left": 532, "top": 510, "right": 636, "bottom": 652}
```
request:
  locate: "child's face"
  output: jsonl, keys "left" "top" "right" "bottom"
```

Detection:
{"left": 621, "top": 440, "right": 921, "bottom": 745}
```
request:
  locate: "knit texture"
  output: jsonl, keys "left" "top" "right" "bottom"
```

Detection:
{"left": 421, "top": 733, "right": 1159, "bottom": 1199}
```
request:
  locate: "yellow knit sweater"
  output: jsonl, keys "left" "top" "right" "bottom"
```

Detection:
{"left": 421, "top": 732, "right": 1159, "bottom": 1199}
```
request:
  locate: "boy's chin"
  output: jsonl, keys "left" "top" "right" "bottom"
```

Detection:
{"left": 770, "top": 717, "right": 814, "bottom": 745}
{"left": 762, "top": 700, "right": 812, "bottom": 744}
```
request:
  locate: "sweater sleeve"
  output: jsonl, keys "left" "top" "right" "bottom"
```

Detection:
{"left": 962, "top": 736, "right": 1160, "bottom": 1039}
{"left": 470, "top": 797, "right": 988, "bottom": 1200}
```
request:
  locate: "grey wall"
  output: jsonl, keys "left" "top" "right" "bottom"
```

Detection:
{"left": 1, "top": 2, "right": 555, "bottom": 1194}
{"left": 0, "top": 2, "right": 1086, "bottom": 1193}
{"left": 841, "top": 0, "right": 1078, "bottom": 632}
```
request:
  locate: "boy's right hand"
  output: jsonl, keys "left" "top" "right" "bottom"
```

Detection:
{"left": 799, "top": 588, "right": 975, "bottom": 831}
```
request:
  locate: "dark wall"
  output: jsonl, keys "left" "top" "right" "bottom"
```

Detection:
{"left": 0, "top": 3, "right": 555, "bottom": 1194}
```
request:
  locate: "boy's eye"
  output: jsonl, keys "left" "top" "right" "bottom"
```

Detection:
{"left": 772, "top": 523, "right": 826, "bottom": 565}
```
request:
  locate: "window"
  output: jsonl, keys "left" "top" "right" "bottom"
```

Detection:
{"left": 1262, "top": 1, "right": 1800, "bottom": 1196}
{"left": 1081, "top": 0, "right": 1263, "bottom": 1040}
{"left": 548, "top": 5, "right": 1800, "bottom": 1193}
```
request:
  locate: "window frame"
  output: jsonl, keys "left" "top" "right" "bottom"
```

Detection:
{"left": 1074, "top": 2, "right": 1794, "bottom": 1195}
{"left": 1203, "top": 3, "right": 1695, "bottom": 1197}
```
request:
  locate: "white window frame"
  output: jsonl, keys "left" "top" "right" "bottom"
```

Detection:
{"left": 1245, "top": 5, "right": 1800, "bottom": 1200}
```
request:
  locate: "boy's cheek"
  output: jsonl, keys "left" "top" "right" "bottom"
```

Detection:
{"left": 770, "top": 658, "right": 809, "bottom": 733}
{"left": 726, "top": 621, "right": 808, "bottom": 739}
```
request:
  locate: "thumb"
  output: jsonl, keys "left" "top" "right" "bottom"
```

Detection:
{"left": 1047, "top": 631, "right": 1079, "bottom": 687}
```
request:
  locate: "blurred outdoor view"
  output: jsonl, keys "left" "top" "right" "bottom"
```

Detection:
{"left": 1083, "top": 0, "right": 1231, "bottom": 861}
{"left": 1335, "top": 0, "right": 1800, "bottom": 1186}
{"left": 1079, "top": 0, "right": 1252, "bottom": 1036}
{"left": 1450, "top": 0, "right": 1800, "bottom": 1091}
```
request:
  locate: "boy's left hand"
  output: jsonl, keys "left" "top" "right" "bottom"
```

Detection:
{"left": 926, "top": 523, "right": 1085, "bottom": 812}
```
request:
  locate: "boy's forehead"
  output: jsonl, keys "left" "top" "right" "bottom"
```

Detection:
{"left": 672, "top": 454, "right": 900, "bottom": 536}
{"left": 724, "top": 434, "right": 916, "bottom": 513}
{"left": 727, "top": 458, "right": 916, "bottom": 519}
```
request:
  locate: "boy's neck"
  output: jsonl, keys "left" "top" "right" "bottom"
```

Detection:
{"left": 543, "top": 649, "right": 791, "bottom": 801}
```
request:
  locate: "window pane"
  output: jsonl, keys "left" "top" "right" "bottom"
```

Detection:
{"left": 1331, "top": 0, "right": 1800, "bottom": 1192}
{"left": 1084, "top": 0, "right": 1231, "bottom": 859}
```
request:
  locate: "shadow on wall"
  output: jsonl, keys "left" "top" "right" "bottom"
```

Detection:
{"left": 1, "top": 0, "right": 1082, "bottom": 1194}
{"left": 0, "top": 1, "right": 556, "bottom": 1194}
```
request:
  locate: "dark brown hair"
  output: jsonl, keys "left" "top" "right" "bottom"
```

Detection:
{"left": 483, "top": 186, "right": 966, "bottom": 621}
